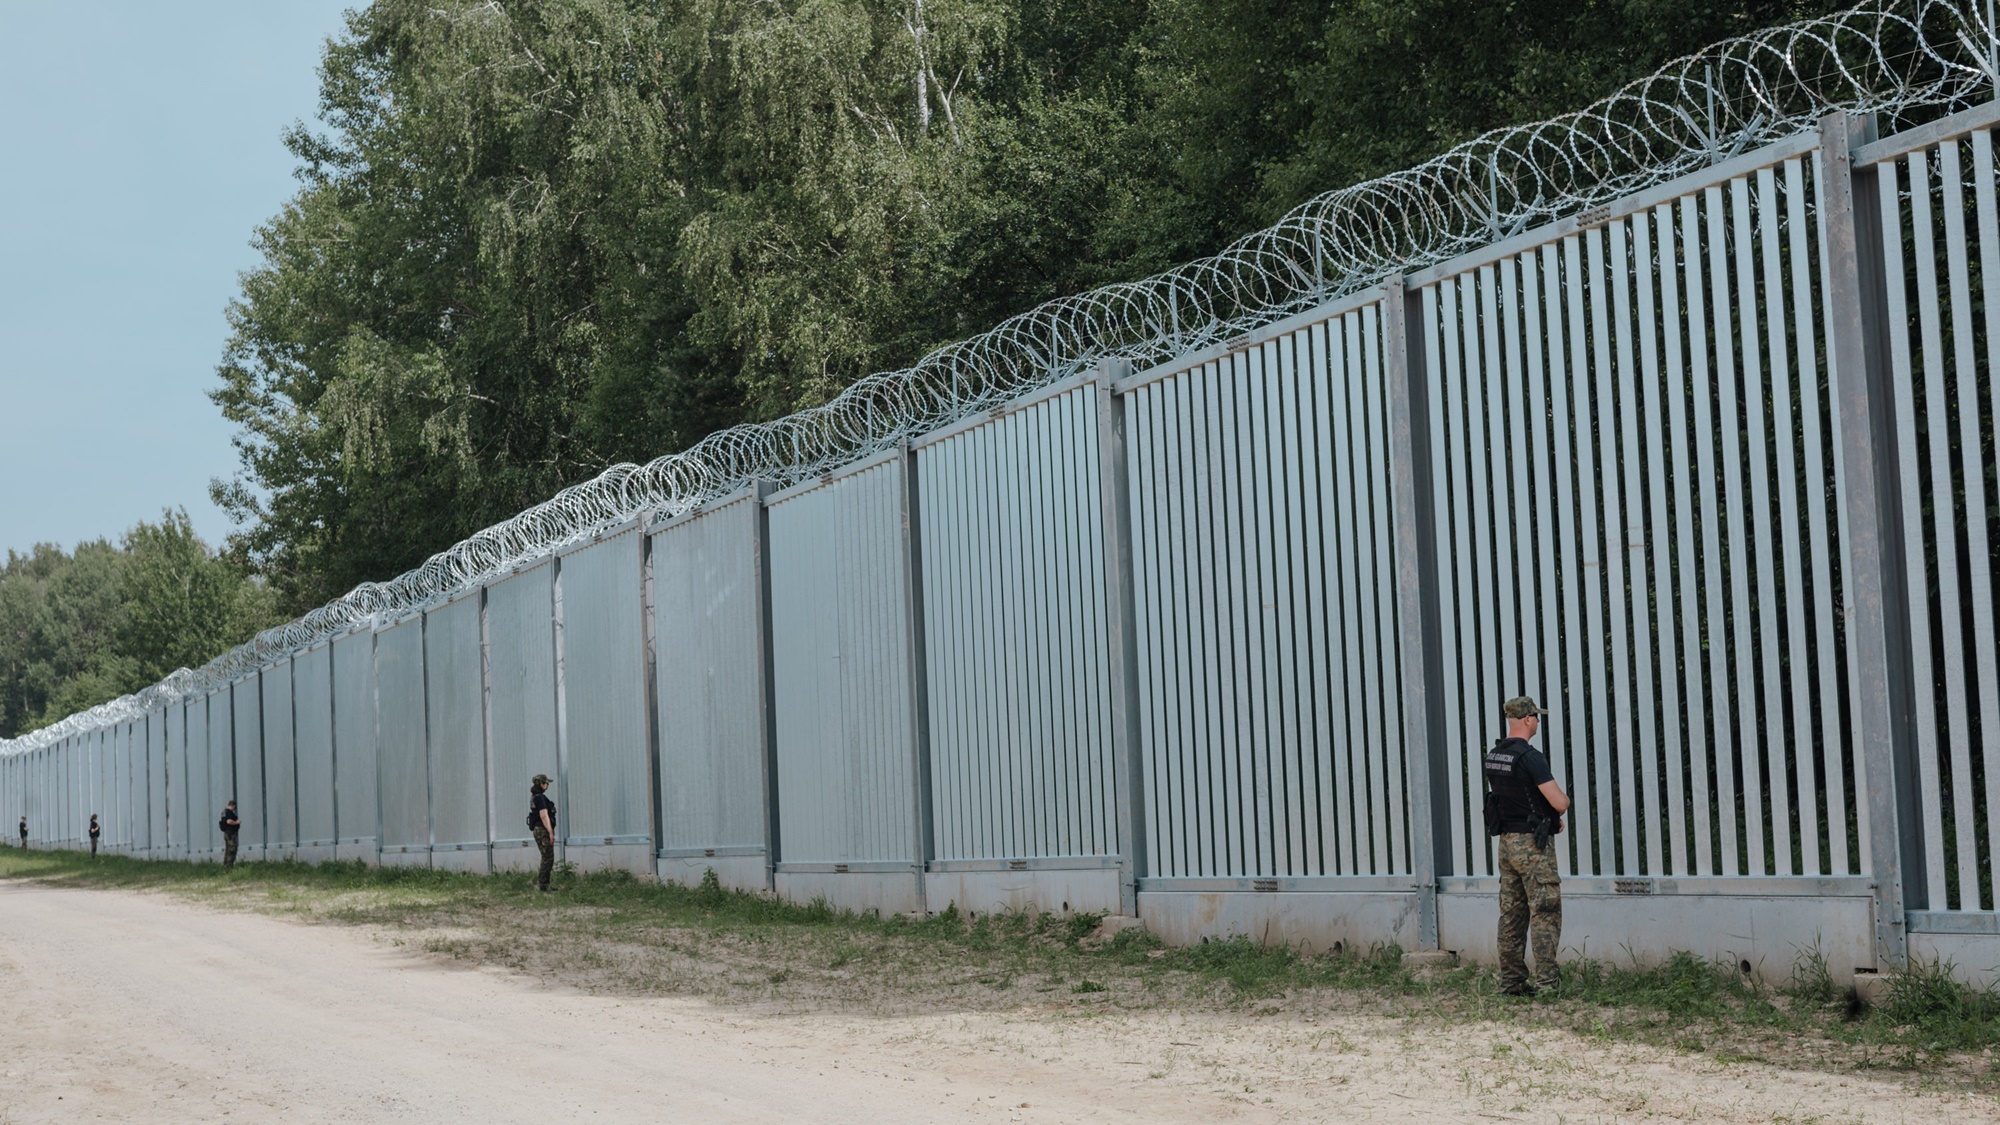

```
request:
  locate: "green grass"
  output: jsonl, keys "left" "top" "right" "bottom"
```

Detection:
{"left": 5, "top": 847, "right": 1996, "bottom": 1088}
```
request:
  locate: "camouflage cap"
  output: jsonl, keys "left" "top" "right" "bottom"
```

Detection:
{"left": 1502, "top": 696, "right": 1548, "bottom": 719}
{"left": 532, "top": 773, "right": 553, "bottom": 786}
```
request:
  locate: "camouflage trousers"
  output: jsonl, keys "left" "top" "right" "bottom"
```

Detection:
{"left": 533, "top": 825, "right": 555, "bottom": 889}
{"left": 1496, "top": 833, "right": 1561, "bottom": 991}
{"left": 223, "top": 835, "right": 239, "bottom": 870}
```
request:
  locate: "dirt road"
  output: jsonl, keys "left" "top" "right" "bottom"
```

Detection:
{"left": 0, "top": 882, "right": 1987, "bottom": 1123}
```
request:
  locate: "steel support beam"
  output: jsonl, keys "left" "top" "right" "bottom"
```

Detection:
{"left": 1818, "top": 110, "right": 1921, "bottom": 968}
{"left": 1383, "top": 277, "right": 1448, "bottom": 949}
{"left": 899, "top": 441, "right": 935, "bottom": 914}
{"left": 1096, "top": 360, "right": 1146, "bottom": 917}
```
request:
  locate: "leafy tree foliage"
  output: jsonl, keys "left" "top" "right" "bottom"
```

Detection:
{"left": 0, "top": 512, "right": 281, "bottom": 737}
{"left": 214, "top": 0, "right": 1847, "bottom": 614}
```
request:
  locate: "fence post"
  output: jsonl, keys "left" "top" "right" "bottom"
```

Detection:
{"left": 1818, "top": 109, "right": 1921, "bottom": 970}
{"left": 1095, "top": 359, "right": 1146, "bottom": 917}
{"left": 1383, "top": 277, "right": 1449, "bottom": 950}
{"left": 641, "top": 529, "right": 664, "bottom": 878}
{"left": 899, "top": 440, "right": 935, "bottom": 914}
{"left": 753, "top": 481, "right": 783, "bottom": 891}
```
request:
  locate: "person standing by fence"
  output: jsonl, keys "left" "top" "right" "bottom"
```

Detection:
{"left": 529, "top": 774, "right": 557, "bottom": 892}
{"left": 1484, "top": 696, "right": 1570, "bottom": 997}
{"left": 17, "top": 816, "right": 25, "bottom": 849}
{"left": 88, "top": 814, "right": 100, "bottom": 857}
{"left": 219, "top": 800, "right": 241, "bottom": 870}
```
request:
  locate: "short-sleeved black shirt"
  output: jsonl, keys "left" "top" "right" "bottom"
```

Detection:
{"left": 219, "top": 810, "right": 241, "bottom": 838}
{"left": 1489, "top": 737, "right": 1557, "bottom": 833}
{"left": 529, "top": 791, "right": 556, "bottom": 833}
{"left": 89, "top": 820, "right": 100, "bottom": 838}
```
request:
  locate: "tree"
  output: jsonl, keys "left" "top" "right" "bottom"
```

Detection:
{"left": 0, "top": 511, "right": 281, "bottom": 737}
{"left": 211, "top": 0, "right": 1855, "bottom": 617}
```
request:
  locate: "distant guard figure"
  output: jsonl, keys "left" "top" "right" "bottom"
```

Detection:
{"left": 17, "top": 816, "right": 26, "bottom": 849}
{"left": 88, "top": 814, "right": 100, "bottom": 857}
{"left": 529, "top": 774, "right": 557, "bottom": 892}
{"left": 220, "top": 800, "right": 242, "bottom": 870}
{"left": 1483, "top": 696, "right": 1571, "bottom": 997}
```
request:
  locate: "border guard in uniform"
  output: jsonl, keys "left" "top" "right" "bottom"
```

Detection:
{"left": 1484, "top": 696, "right": 1570, "bottom": 997}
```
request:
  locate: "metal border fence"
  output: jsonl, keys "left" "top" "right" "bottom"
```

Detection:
{"left": 4, "top": 0, "right": 2000, "bottom": 981}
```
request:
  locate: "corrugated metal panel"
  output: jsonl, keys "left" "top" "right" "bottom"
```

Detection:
{"left": 186, "top": 697, "right": 211, "bottom": 855}
{"left": 652, "top": 496, "right": 767, "bottom": 854}
{"left": 1883, "top": 130, "right": 2000, "bottom": 912}
{"left": 263, "top": 661, "right": 298, "bottom": 852}
{"left": 426, "top": 594, "right": 488, "bottom": 848}
{"left": 487, "top": 563, "right": 557, "bottom": 845}
{"left": 209, "top": 690, "right": 235, "bottom": 851}
{"left": 917, "top": 388, "right": 1115, "bottom": 862}
{"left": 558, "top": 531, "right": 650, "bottom": 843}
{"left": 768, "top": 457, "right": 919, "bottom": 865}
{"left": 232, "top": 677, "right": 266, "bottom": 850}
{"left": 294, "top": 644, "right": 337, "bottom": 847}
{"left": 123, "top": 720, "right": 140, "bottom": 849}
{"left": 124, "top": 721, "right": 139, "bottom": 848}
{"left": 331, "top": 629, "right": 379, "bottom": 849}
{"left": 165, "top": 701, "right": 188, "bottom": 853}
{"left": 87, "top": 730, "right": 103, "bottom": 847}
{"left": 1417, "top": 161, "right": 1852, "bottom": 881}
{"left": 375, "top": 616, "right": 430, "bottom": 854}
{"left": 148, "top": 708, "right": 168, "bottom": 851}
{"left": 95, "top": 729, "right": 110, "bottom": 846}
{"left": 1127, "top": 306, "right": 1410, "bottom": 879}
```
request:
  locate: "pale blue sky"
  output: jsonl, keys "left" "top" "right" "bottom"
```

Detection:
{"left": 0, "top": 1, "right": 353, "bottom": 557}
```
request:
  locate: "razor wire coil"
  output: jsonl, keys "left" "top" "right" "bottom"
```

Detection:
{"left": 3, "top": 0, "right": 1993, "bottom": 754}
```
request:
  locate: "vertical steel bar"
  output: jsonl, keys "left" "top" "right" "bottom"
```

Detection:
{"left": 1433, "top": 281, "right": 1472, "bottom": 875}
{"left": 1721, "top": 177, "right": 1774, "bottom": 877}
{"left": 1567, "top": 233, "right": 1612, "bottom": 873}
{"left": 1292, "top": 329, "right": 1330, "bottom": 874}
{"left": 1789, "top": 155, "right": 1852, "bottom": 874}
{"left": 1480, "top": 264, "right": 1518, "bottom": 753}
{"left": 1940, "top": 136, "right": 2000, "bottom": 911}
{"left": 1275, "top": 333, "right": 1308, "bottom": 876}
{"left": 1344, "top": 312, "right": 1390, "bottom": 872}
{"left": 1459, "top": 273, "right": 1501, "bottom": 876}
{"left": 1668, "top": 199, "right": 1718, "bottom": 875}
{"left": 1596, "top": 221, "right": 1642, "bottom": 876}
{"left": 1247, "top": 342, "right": 1278, "bottom": 875}
{"left": 1914, "top": 145, "right": 1980, "bottom": 908}
{"left": 1618, "top": 212, "right": 1671, "bottom": 875}
{"left": 1501, "top": 258, "right": 1540, "bottom": 735}
{"left": 1580, "top": 227, "right": 1618, "bottom": 873}
{"left": 1546, "top": 244, "right": 1593, "bottom": 877}
{"left": 1693, "top": 189, "right": 1746, "bottom": 876}
{"left": 1522, "top": 253, "right": 1568, "bottom": 865}
{"left": 1168, "top": 366, "right": 1200, "bottom": 868}
{"left": 1760, "top": 165, "right": 1820, "bottom": 877}
{"left": 1422, "top": 286, "right": 1469, "bottom": 877}
{"left": 1969, "top": 128, "right": 2000, "bottom": 909}
{"left": 1134, "top": 386, "right": 1170, "bottom": 874}
{"left": 1632, "top": 210, "right": 1680, "bottom": 876}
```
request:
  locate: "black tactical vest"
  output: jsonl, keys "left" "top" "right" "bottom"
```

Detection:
{"left": 1482, "top": 739, "right": 1541, "bottom": 835}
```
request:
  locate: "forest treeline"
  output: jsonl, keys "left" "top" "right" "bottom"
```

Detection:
{"left": 9, "top": 1, "right": 1850, "bottom": 731}
{"left": 213, "top": 0, "right": 1847, "bottom": 616}
{"left": 0, "top": 513, "right": 282, "bottom": 737}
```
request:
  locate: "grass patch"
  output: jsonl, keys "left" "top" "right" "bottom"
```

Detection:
{"left": 3, "top": 848, "right": 1993, "bottom": 1088}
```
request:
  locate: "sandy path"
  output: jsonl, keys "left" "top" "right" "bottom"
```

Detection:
{"left": 0, "top": 883, "right": 1989, "bottom": 1123}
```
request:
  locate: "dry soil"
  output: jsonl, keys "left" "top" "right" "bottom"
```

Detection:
{"left": 0, "top": 881, "right": 1990, "bottom": 1123}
